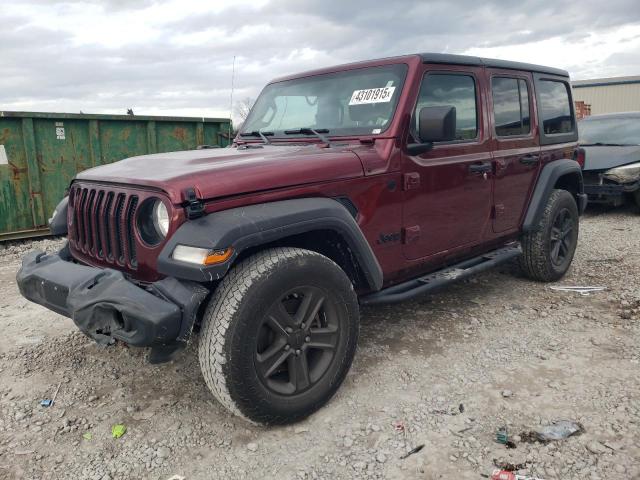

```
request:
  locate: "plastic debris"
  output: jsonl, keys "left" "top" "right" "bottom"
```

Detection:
{"left": 82, "top": 432, "right": 92, "bottom": 441}
{"left": 532, "top": 420, "right": 583, "bottom": 442}
{"left": 490, "top": 470, "right": 545, "bottom": 480}
{"left": 392, "top": 420, "right": 405, "bottom": 433}
{"left": 494, "top": 460, "right": 527, "bottom": 471}
{"left": 40, "top": 382, "right": 62, "bottom": 408}
{"left": 549, "top": 286, "right": 606, "bottom": 296}
{"left": 111, "top": 424, "right": 127, "bottom": 439}
{"left": 458, "top": 403, "right": 464, "bottom": 413}
{"left": 496, "top": 427, "right": 509, "bottom": 444}
{"left": 399, "top": 444, "right": 424, "bottom": 459}
{"left": 166, "top": 476, "right": 186, "bottom": 480}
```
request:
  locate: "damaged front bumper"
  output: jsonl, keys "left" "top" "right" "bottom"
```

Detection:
{"left": 16, "top": 244, "right": 208, "bottom": 348}
{"left": 584, "top": 179, "right": 640, "bottom": 205}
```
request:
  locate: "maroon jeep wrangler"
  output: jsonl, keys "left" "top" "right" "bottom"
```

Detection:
{"left": 17, "top": 53, "right": 586, "bottom": 424}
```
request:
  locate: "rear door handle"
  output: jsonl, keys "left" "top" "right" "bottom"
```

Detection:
{"left": 468, "top": 162, "right": 492, "bottom": 174}
{"left": 520, "top": 154, "right": 539, "bottom": 165}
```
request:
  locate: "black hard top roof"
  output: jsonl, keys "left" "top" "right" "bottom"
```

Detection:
{"left": 419, "top": 53, "right": 569, "bottom": 77}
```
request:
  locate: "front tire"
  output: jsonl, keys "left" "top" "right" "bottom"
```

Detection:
{"left": 520, "top": 189, "right": 579, "bottom": 282}
{"left": 199, "top": 247, "right": 359, "bottom": 425}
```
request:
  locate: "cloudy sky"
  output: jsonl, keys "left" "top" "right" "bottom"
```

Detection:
{"left": 2, "top": 0, "right": 639, "bottom": 122}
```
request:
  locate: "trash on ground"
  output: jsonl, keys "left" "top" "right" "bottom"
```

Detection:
{"left": 40, "top": 381, "right": 62, "bottom": 408}
{"left": 493, "top": 460, "right": 527, "bottom": 471}
{"left": 166, "top": 476, "right": 186, "bottom": 480}
{"left": 111, "top": 424, "right": 127, "bottom": 439}
{"left": 522, "top": 420, "right": 583, "bottom": 442}
{"left": 490, "top": 469, "right": 545, "bottom": 480}
{"left": 458, "top": 403, "right": 464, "bottom": 413}
{"left": 399, "top": 444, "right": 424, "bottom": 459}
{"left": 392, "top": 420, "right": 405, "bottom": 433}
{"left": 82, "top": 432, "right": 92, "bottom": 441}
{"left": 496, "top": 426, "right": 509, "bottom": 444}
{"left": 549, "top": 286, "right": 606, "bottom": 296}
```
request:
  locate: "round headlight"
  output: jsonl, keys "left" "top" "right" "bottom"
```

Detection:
{"left": 153, "top": 200, "right": 169, "bottom": 237}
{"left": 137, "top": 198, "right": 169, "bottom": 246}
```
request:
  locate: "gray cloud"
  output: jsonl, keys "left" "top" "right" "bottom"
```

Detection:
{"left": 1, "top": 0, "right": 639, "bottom": 121}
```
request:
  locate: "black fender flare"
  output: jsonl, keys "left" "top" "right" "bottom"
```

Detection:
{"left": 522, "top": 159, "right": 586, "bottom": 232}
{"left": 157, "top": 197, "right": 384, "bottom": 290}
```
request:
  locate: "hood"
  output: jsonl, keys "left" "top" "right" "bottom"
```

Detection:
{"left": 75, "top": 144, "right": 364, "bottom": 203}
{"left": 582, "top": 145, "right": 640, "bottom": 171}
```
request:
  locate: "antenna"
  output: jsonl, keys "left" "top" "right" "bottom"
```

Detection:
{"left": 228, "top": 55, "right": 236, "bottom": 144}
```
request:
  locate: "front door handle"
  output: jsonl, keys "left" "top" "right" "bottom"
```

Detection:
{"left": 520, "top": 154, "right": 539, "bottom": 165}
{"left": 468, "top": 162, "right": 492, "bottom": 174}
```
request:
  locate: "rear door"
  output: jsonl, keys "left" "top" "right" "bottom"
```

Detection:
{"left": 487, "top": 70, "right": 541, "bottom": 233}
{"left": 402, "top": 66, "right": 494, "bottom": 260}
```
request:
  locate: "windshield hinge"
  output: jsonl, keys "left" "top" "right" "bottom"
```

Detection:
{"left": 183, "top": 188, "right": 205, "bottom": 220}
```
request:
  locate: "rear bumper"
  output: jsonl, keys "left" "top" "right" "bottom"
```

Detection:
{"left": 16, "top": 246, "right": 207, "bottom": 346}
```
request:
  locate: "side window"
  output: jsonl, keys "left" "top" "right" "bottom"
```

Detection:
{"left": 538, "top": 80, "right": 573, "bottom": 134}
{"left": 415, "top": 74, "right": 477, "bottom": 141}
{"left": 492, "top": 77, "right": 531, "bottom": 136}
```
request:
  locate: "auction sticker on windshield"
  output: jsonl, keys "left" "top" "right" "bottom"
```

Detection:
{"left": 349, "top": 86, "right": 396, "bottom": 105}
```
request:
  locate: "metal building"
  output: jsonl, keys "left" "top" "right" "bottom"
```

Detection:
{"left": 572, "top": 76, "right": 640, "bottom": 115}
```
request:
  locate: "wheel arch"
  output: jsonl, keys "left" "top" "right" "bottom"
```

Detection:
{"left": 158, "top": 198, "right": 383, "bottom": 292}
{"left": 523, "top": 159, "right": 586, "bottom": 232}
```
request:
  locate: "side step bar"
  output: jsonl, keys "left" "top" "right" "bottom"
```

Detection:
{"left": 360, "top": 243, "right": 522, "bottom": 306}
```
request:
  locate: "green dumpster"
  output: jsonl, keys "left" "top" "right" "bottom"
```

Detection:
{"left": 0, "top": 111, "right": 231, "bottom": 241}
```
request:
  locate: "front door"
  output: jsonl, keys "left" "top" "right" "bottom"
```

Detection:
{"left": 402, "top": 67, "right": 494, "bottom": 261}
{"left": 487, "top": 70, "right": 541, "bottom": 233}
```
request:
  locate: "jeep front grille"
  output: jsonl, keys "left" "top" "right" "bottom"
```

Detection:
{"left": 69, "top": 185, "right": 139, "bottom": 269}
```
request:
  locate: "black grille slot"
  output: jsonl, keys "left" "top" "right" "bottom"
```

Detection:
{"left": 85, "top": 189, "right": 96, "bottom": 252}
{"left": 125, "top": 196, "right": 139, "bottom": 266}
{"left": 114, "top": 194, "right": 126, "bottom": 265}
{"left": 94, "top": 191, "right": 105, "bottom": 257}
{"left": 103, "top": 192, "right": 114, "bottom": 260}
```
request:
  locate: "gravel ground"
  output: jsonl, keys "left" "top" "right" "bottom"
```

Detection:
{"left": 0, "top": 206, "right": 638, "bottom": 480}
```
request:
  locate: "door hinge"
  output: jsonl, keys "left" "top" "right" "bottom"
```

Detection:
{"left": 402, "top": 225, "right": 421, "bottom": 244}
{"left": 183, "top": 187, "right": 205, "bottom": 219}
{"left": 403, "top": 172, "right": 420, "bottom": 191}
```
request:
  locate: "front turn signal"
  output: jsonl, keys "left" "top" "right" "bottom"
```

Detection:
{"left": 172, "top": 245, "right": 233, "bottom": 265}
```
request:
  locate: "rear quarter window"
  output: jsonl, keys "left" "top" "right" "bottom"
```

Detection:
{"left": 538, "top": 80, "right": 574, "bottom": 135}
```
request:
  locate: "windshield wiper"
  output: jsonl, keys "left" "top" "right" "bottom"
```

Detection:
{"left": 239, "top": 130, "right": 274, "bottom": 144}
{"left": 284, "top": 128, "right": 330, "bottom": 144}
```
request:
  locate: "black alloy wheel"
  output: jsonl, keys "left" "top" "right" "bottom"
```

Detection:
{"left": 256, "top": 286, "right": 341, "bottom": 396}
{"left": 549, "top": 207, "right": 574, "bottom": 266}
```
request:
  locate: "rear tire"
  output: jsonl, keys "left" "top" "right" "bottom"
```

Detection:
{"left": 199, "top": 247, "right": 359, "bottom": 425}
{"left": 520, "top": 189, "right": 579, "bottom": 282}
{"left": 633, "top": 190, "right": 640, "bottom": 210}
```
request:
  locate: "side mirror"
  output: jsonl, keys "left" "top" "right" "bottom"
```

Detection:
{"left": 418, "top": 105, "right": 456, "bottom": 143}
{"left": 406, "top": 105, "right": 457, "bottom": 156}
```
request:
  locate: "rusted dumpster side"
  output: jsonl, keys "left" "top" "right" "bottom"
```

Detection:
{"left": 0, "top": 112, "right": 231, "bottom": 241}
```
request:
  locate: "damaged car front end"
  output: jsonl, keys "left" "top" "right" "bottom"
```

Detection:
{"left": 579, "top": 112, "right": 640, "bottom": 207}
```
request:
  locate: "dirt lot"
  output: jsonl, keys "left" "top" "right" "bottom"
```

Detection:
{"left": 0, "top": 206, "right": 638, "bottom": 480}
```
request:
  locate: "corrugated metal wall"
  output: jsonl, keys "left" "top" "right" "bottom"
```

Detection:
{"left": 0, "top": 111, "right": 231, "bottom": 241}
{"left": 572, "top": 82, "right": 640, "bottom": 115}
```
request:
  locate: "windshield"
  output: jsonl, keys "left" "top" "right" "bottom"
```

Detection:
{"left": 579, "top": 116, "right": 640, "bottom": 146}
{"left": 241, "top": 64, "right": 408, "bottom": 137}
